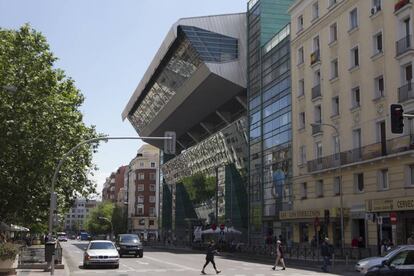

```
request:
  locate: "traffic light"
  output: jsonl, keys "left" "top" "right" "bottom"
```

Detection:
{"left": 391, "top": 104, "right": 404, "bottom": 134}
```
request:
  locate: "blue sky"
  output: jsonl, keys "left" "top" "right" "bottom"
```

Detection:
{"left": 0, "top": 0, "right": 246, "bottom": 196}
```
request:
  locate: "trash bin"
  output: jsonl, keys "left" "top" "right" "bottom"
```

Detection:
{"left": 45, "top": 241, "right": 56, "bottom": 263}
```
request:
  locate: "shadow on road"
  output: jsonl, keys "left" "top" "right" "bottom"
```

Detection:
{"left": 71, "top": 243, "right": 88, "bottom": 251}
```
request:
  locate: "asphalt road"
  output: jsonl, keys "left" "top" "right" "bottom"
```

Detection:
{"left": 60, "top": 240, "right": 359, "bottom": 276}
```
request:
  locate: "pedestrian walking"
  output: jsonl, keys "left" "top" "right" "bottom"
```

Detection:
{"left": 272, "top": 240, "right": 286, "bottom": 271}
{"left": 321, "top": 237, "right": 333, "bottom": 272}
{"left": 201, "top": 241, "right": 221, "bottom": 275}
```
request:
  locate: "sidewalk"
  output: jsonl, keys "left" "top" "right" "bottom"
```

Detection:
{"left": 16, "top": 259, "right": 69, "bottom": 276}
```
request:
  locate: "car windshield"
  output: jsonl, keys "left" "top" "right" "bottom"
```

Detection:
{"left": 119, "top": 235, "right": 140, "bottom": 243}
{"left": 89, "top": 242, "right": 115, "bottom": 250}
{"left": 385, "top": 246, "right": 402, "bottom": 259}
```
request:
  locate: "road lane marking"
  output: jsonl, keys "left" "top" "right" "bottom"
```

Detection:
{"left": 121, "top": 263, "right": 135, "bottom": 271}
{"left": 144, "top": 255, "right": 199, "bottom": 271}
{"left": 135, "top": 260, "right": 149, "bottom": 265}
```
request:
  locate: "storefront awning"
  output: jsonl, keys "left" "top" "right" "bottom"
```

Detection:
{"left": 10, "top": 224, "right": 30, "bottom": 232}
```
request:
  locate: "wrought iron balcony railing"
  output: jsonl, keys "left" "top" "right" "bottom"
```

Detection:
{"left": 307, "top": 135, "right": 414, "bottom": 172}
{"left": 311, "top": 84, "right": 321, "bottom": 100}
{"left": 396, "top": 35, "right": 413, "bottom": 56}
{"left": 398, "top": 82, "right": 414, "bottom": 102}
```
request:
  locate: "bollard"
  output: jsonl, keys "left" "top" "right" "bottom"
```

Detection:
{"left": 51, "top": 253, "right": 55, "bottom": 275}
{"left": 332, "top": 253, "right": 335, "bottom": 270}
{"left": 346, "top": 254, "right": 349, "bottom": 265}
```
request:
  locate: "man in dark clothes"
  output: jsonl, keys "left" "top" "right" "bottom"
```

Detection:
{"left": 201, "top": 241, "right": 221, "bottom": 274}
{"left": 321, "top": 237, "right": 333, "bottom": 272}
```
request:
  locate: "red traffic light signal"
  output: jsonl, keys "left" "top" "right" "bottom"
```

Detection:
{"left": 390, "top": 104, "right": 404, "bottom": 134}
{"left": 220, "top": 224, "right": 225, "bottom": 231}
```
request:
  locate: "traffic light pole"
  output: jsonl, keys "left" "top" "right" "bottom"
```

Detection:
{"left": 48, "top": 135, "right": 172, "bottom": 275}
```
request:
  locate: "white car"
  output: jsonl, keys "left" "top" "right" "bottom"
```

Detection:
{"left": 355, "top": 245, "right": 414, "bottom": 274}
{"left": 83, "top": 240, "right": 119, "bottom": 269}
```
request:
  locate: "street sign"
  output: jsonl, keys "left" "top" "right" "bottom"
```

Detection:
{"left": 164, "top": 131, "right": 176, "bottom": 155}
{"left": 390, "top": 212, "right": 397, "bottom": 224}
{"left": 377, "top": 216, "right": 383, "bottom": 225}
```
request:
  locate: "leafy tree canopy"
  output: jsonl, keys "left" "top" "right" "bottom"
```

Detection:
{"left": 84, "top": 202, "right": 114, "bottom": 235}
{"left": 0, "top": 25, "right": 102, "bottom": 230}
{"left": 182, "top": 173, "right": 216, "bottom": 205}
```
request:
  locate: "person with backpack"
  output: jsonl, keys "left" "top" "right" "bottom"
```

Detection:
{"left": 272, "top": 240, "right": 286, "bottom": 271}
{"left": 321, "top": 237, "right": 333, "bottom": 272}
{"left": 201, "top": 240, "right": 221, "bottom": 275}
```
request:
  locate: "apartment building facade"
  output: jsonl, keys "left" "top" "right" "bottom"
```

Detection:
{"left": 126, "top": 144, "right": 160, "bottom": 240}
{"left": 289, "top": 0, "right": 414, "bottom": 251}
{"left": 64, "top": 198, "right": 98, "bottom": 233}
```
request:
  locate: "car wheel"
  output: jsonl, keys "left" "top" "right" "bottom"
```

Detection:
{"left": 139, "top": 253, "right": 143, "bottom": 258}
{"left": 114, "top": 264, "right": 119, "bottom": 269}
{"left": 83, "top": 263, "right": 88, "bottom": 269}
{"left": 119, "top": 254, "right": 123, "bottom": 258}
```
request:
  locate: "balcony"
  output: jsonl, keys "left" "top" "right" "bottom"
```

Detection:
{"left": 311, "top": 84, "right": 321, "bottom": 100}
{"left": 311, "top": 123, "right": 323, "bottom": 135}
{"left": 395, "top": 0, "right": 410, "bottom": 13}
{"left": 307, "top": 135, "right": 414, "bottom": 172}
{"left": 310, "top": 50, "right": 320, "bottom": 66}
{"left": 398, "top": 82, "right": 414, "bottom": 102}
{"left": 396, "top": 35, "right": 413, "bottom": 57}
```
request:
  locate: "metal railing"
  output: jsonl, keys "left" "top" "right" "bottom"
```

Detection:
{"left": 312, "top": 123, "right": 323, "bottom": 135}
{"left": 18, "top": 243, "right": 62, "bottom": 265}
{"left": 311, "top": 84, "right": 321, "bottom": 99}
{"left": 396, "top": 35, "right": 412, "bottom": 56}
{"left": 308, "top": 135, "right": 413, "bottom": 172}
{"left": 398, "top": 82, "right": 414, "bottom": 102}
{"left": 310, "top": 50, "right": 320, "bottom": 65}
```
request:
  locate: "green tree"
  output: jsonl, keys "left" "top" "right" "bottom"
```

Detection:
{"left": 182, "top": 173, "right": 216, "bottom": 205}
{"left": 84, "top": 202, "right": 114, "bottom": 235}
{"left": 0, "top": 25, "right": 102, "bottom": 229}
{"left": 112, "top": 205, "right": 127, "bottom": 235}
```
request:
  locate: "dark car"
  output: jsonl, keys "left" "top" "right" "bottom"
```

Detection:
{"left": 116, "top": 234, "right": 143, "bottom": 258}
{"left": 366, "top": 247, "right": 414, "bottom": 276}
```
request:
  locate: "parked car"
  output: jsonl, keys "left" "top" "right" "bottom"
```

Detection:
{"left": 116, "top": 234, "right": 143, "bottom": 258}
{"left": 57, "top": 232, "right": 68, "bottom": 242}
{"left": 355, "top": 245, "right": 414, "bottom": 274}
{"left": 365, "top": 247, "right": 414, "bottom": 275}
{"left": 83, "top": 240, "right": 119, "bottom": 269}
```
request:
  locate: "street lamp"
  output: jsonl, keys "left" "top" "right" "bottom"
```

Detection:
{"left": 310, "top": 122, "right": 345, "bottom": 252}
{"left": 98, "top": 216, "right": 113, "bottom": 241}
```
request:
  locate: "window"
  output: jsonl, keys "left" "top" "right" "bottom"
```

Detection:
{"left": 312, "top": 2, "right": 319, "bottom": 20}
{"left": 314, "top": 105, "right": 322, "bottom": 123}
{"left": 375, "top": 75, "right": 384, "bottom": 98}
{"left": 316, "top": 180, "right": 324, "bottom": 197}
{"left": 300, "top": 182, "right": 307, "bottom": 199}
{"left": 137, "top": 184, "right": 144, "bottom": 191}
{"left": 407, "top": 165, "right": 414, "bottom": 187}
{"left": 149, "top": 207, "right": 156, "bottom": 217}
{"left": 297, "top": 15, "right": 304, "bottom": 32}
{"left": 149, "top": 196, "right": 156, "bottom": 203}
{"left": 139, "top": 218, "right": 145, "bottom": 225}
{"left": 313, "top": 36, "right": 320, "bottom": 52}
{"left": 349, "top": 8, "right": 358, "bottom": 31}
{"left": 330, "top": 23, "right": 337, "bottom": 43}
{"left": 138, "top": 173, "right": 145, "bottom": 180}
{"left": 139, "top": 162, "right": 144, "bottom": 167}
{"left": 150, "top": 184, "right": 156, "bottom": 191}
{"left": 353, "top": 128, "right": 362, "bottom": 149}
{"left": 332, "top": 96, "right": 339, "bottom": 116}
{"left": 315, "top": 141, "right": 323, "bottom": 160}
{"left": 329, "top": 0, "right": 337, "bottom": 8}
{"left": 372, "top": 0, "right": 382, "bottom": 11}
{"left": 298, "top": 79, "right": 305, "bottom": 96}
{"left": 299, "top": 112, "right": 306, "bottom": 129}
{"left": 350, "top": 46, "right": 359, "bottom": 68}
{"left": 137, "top": 195, "right": 144, "bottom": 203}
{"left": 298, "top": 47, "right": 304, "bottom": 65}
{"left": 149, "top": 173, "right": 156, "bottom": 181}
{"left": 389, "top": 250, "right": 414, "bottom": 266}
{"left": 149, "top": 220, "right": 155, "bottom": 226}
{"left": 333, "top": 135, "right": 340, "bottom": 157}
{"left": 333, "top": 176, "right": 341, "bottom": 196}
{"left": 314, "top": 70, "right": 321, "bottom": 86}
{"left": 331, "top": 58, "right": 338, "bottom": 79}
{"left": 137, "top": 205, "right": 144, "bottom": 215}
{"left": 378, "top": 169, "right": 389, "bottom": 190}
{"left": 373, "top": 32, "right": 383, "bottom": 55}
{"left": 299, "top": 145, "right": 306, "bottom": 165}
{"left": 352, "top": 86, "right": 361, "bottom": 108}
{"left": 355, "top": 173, "right": 364, "bottom": 193}
{"left": 150, "top": 162, "right": 156, "bottom": 168}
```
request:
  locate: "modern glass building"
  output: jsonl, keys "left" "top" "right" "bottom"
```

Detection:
{"left": 247, "top": 0, "right": 294, "bottom": 245}
{"left": 123, "top": 13, "right": 249, "bottom": 243}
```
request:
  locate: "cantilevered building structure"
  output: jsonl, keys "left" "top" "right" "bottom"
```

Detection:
{"left": 122, "top": 13, "right": 248, "bottom": 242}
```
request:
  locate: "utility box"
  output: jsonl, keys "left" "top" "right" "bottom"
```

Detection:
{"left": 45, "top": 242, "right": 56, "bottom": 263}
